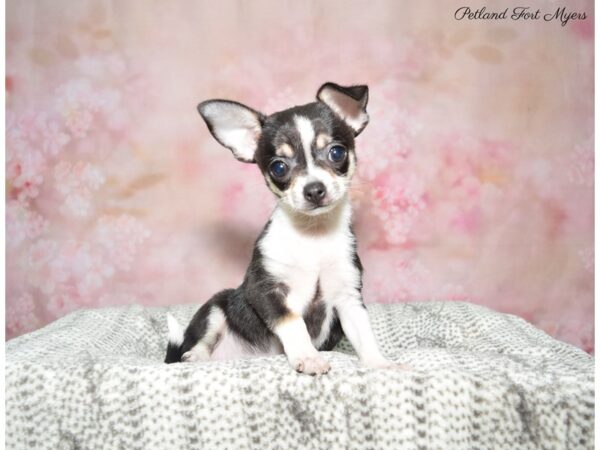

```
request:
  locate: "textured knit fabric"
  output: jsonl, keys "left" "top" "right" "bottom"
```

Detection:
{"left": 5, "top": 301, "right": 594, "bottom": 449}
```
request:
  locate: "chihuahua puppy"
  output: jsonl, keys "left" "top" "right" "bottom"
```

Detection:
{"left": 165, "top": 82, "right": 400, "bottom": 375}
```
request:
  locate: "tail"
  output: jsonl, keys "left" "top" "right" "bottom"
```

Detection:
{"left": 164, "top": 313, "right": 185, "bottom": 363}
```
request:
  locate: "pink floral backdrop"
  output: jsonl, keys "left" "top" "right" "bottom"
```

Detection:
{"left": 6, "top": 1, "right": 594, "bottom": 352}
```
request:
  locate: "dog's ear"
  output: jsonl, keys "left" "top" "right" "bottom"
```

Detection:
{"left": 316, "top": 82, "right": 369, "bottom": 136}
{"left": 197, "top": 100, "right": 265, "bottom": 163}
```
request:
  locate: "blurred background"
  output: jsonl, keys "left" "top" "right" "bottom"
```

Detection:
{"left": 6, "top": 1, "right": 594, "bottom": 352}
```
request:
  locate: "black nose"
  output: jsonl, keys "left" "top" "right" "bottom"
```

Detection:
{"left": 303, "top": 181, "right": 327, "bottom": 205}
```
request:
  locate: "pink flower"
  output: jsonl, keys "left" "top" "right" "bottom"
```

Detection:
{"left": 47, "top": 292, "right": 80, "bottom": 317}
{"left": 41, "top": 120, "right": 71, "bottom": 156}
{"left": 450, "top": 206, "right": 482, "bottom": 234}
{"left": 362, "top": 251, "right": 467, "bottom": 303}
{"left": 53, "top": 161, "right": 106, "bottom": 218}
{"left": 6, "top": 117, "right": 47, "bottom": 200}
{"left": 62, "top": 191, "right": 93, "bottom": 218}
{"left": 6, "top": 123, "right": 29, "bottom": 156}
{"left": 6, "top": 292, "right": 38, "bottom": 335}
{"left": 64, "top": 108, "right": 93, "bottom": 138}
{"left": 92, "top": 215, "right": 151, "bottom": 271}
{"left": 358, "top": 107, "right": 421, "bottom": 180}
{"left": 362, "top": 252, "right": 430, "bottom": 302}
{"left": 219, "top": 165, "right": 275, "bottom": 230}
{"left": 76, "top": 54, "right": 127, "bottom": 79}
{"left": 55, "top": 78, "right": 97, "bottom": 138}
{"left": 16, "top": 180, "right": 41, "bottom": 201}
{"left": 370, "top": 172, "right": 427, "bottom": 245}
{"left": 262, "top": 87, "right": 305, "bottom": 114}
{"left": 6, "top": 201, "right": 48, "bottom": 247}
{"left": 27, "top": 239, "right": 58, "bottom": 267}
{"left": 43, "top": 240, "right": 115, "bottom": 297}
{"left": 22, "top": 214, "right": 149, "bottom": 302}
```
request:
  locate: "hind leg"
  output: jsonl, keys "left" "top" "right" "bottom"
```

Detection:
{"left": 180, "top": 293, "right": 229, "bottom": 362}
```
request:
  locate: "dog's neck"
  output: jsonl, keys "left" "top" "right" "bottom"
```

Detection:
{"left": 276, "top": 196, "right": 352, "bottom": 237}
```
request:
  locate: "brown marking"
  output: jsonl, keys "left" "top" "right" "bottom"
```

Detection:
{"left": 207, "top": 331, "right": 223, "bottom": 353}
{"left": 316, "top": 133, "right": 332, "bottom": 149}
{"left": 266, "top": 177, "right": 285, "bottom": 197}
{"left": 277, "top": 312, "right": 301, "bottom": 326}
{"left": 276, "top": 143, "right": 295, "bottom": 158}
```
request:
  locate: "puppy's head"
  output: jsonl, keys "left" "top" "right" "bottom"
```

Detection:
{"left": 198, "top": 82, "right": 369, "bottom": 215}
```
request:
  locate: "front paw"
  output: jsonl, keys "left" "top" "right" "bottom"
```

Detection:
{"left": 362, "top": 357, "right": 411, "bottom": 371}
{"left": 181, "top": 345, "right": 210, "bottom": 362}
{"left": 289, "top": 354, "right": 331, "bottom": 375}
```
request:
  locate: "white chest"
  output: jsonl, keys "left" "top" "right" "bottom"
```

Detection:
{"left": 258, "top": 204, "right": 361, "bottom": 315}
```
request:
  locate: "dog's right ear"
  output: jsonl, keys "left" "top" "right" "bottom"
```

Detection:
{"left": 197, "top": 100, "right": 265, "bottom": 163}
{"left": 316, "top": 82, "right": 369, "bottom": 136}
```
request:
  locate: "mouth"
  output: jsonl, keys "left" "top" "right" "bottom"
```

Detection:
{"left": 301, "top": 201, "right": 337, "bottom": 215}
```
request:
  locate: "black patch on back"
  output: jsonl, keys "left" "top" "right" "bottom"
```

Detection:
{"left": 241, "top": 247, "right": 289, "bottom": 321}
{"left": 214, "top": 288, "right": 275, "bottom": 352}
{"left": 216, "top": 219, "right": 290, "bottom": 350}
{"left": 222, "top": 219, "right": 290, "bottom": 349}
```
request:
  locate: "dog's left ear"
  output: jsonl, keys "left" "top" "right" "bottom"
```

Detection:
{"left": 197, "top": 100, "right": 265, "bottom": 163}
{"left": 316, "top": 82, "right": 369, "bottom": 135}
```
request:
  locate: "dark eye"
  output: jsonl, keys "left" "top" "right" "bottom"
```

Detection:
{"left": 269, "top": 160, "right": 288, "bottom": 178}
{"left": 328, "top": 145, "right": 347, "bottom": 163}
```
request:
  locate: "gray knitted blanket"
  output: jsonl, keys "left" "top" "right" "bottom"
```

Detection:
{"left": 5, "top": 301, "right": 594, "bottom": 449}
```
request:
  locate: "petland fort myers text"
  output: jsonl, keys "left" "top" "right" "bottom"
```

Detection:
{"left": 454, "top": 6, "right": 586, "bottom": 27}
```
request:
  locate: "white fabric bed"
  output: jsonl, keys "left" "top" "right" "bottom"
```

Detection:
{"left": 6, "top": 301, "right": 594, "bottom": 449}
